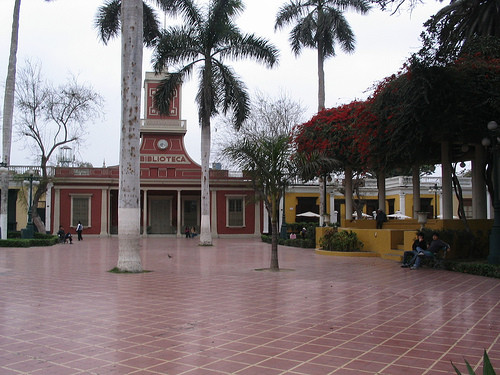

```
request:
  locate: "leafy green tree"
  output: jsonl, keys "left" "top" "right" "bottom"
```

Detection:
{"left": 275, "top": 0, "right": 369, "bottom": 222}
{"left": 222, "top": 133, "right": 294, "bottom": 271}
{"left": 95, "top": 0, "right": 192, "bottom": 47}
{"left": 421, "top": 0, "right": 500, "bottom": 64}
{"left": 152, "top": 0, "right": 279, "bottom": 246}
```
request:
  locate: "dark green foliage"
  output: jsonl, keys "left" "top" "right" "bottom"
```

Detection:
{"left": 320, "top": 229, "right": 363, "bottom": 252}
{"left": 443, "top": 260, "right": 500, "bottom": 279}
{"left": 261, "top": 235, "right": 315, "bottom": 249}
{"left": 0, "top": 236, "right": 59, "bottom": 247}
{"left": 287, "top": 222, "right": 317, "bottom": 241}
{"left": 7, "top": 231, "right": 21, "bottom": 238}
{"left": 451, "top": 349, "right": 496, "bottom": 374}
{"left": 420, "top": 228, "right": 489, "bottom": 259}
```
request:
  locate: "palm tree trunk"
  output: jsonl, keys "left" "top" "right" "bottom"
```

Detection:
{"left": 1, "top": 0, "right": 21, "bottom": 239}
{"left": 199, "top": 122, "right": 212, "bottom": 245}
{"left": 270, "top": 197, "right": 279, "bottom": 271}
{"left": 317, "top": 42, "right": 325, "bottom": 112}
{"left": 117, "top": 0, "right": 143, "bottom": 272}
{"left": 377, "top": 170, "right": 386, "bottom": 212}
{"left": 412, "top": 164, "right": 420, "bottom": 218}
{"left": 317, "top": 35, "right": 326, "bottom": 226}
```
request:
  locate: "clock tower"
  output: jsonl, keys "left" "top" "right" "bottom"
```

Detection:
{"left": 140, "top": 72, "right": 200, "bottom": 178}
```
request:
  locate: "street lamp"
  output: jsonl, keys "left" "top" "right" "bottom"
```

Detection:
{"left": 429, "top": 183, "right": 441, "bottom": 219}
{"left": 280, "top": 185, "right": 287, "bottom": 239}
{"left": 482, "top": 120, "right": 500, "bottom": 264}
{"left": 21, "top": 170, "right": 38, "bottom": 239}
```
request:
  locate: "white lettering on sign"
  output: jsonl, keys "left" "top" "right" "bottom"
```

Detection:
{"left": 140, "top": 154, "right": 189, "bottom": 164}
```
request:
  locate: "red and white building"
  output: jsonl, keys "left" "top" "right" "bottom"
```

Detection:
{"left": 50, "top": 72, "right": 264, "bottom": 237}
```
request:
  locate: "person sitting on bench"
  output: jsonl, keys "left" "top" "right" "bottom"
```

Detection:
{"left": 402, "top": 232, "right": 427, "bottom": 268}
{"left": 57, "top": 226, "right": 66, "bottom": 243}
{"left": 411, "top": 232, "right": 450, "bottom": 270}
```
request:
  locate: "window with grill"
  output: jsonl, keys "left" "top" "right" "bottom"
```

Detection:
{"left": 72, "top": 196, "right": 90, "bottom": 227}
{"left": 227, "top": 197, "right": 244, "bottom": 227}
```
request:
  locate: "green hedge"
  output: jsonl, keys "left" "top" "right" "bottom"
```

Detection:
{"left": 420, "top": 228, "right": 489, "bottom": 259}
{"left": 443, "top": 260, "right": 500, "bottom": 279}
{"left": 0, "top": 235, "right": 59, "bottom": 247}
{"left": 261, "top": 235, "right": 315, "bottom": 249}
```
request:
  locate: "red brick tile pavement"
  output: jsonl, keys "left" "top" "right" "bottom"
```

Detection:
{"left": 0, "top": 237, "right": 498, "bottom": 374}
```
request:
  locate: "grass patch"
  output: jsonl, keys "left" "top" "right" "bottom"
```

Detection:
{"left": 108, "top": 267, "right": 152, "bottom": 274}
{"left": 254, "top": 268, "right": 295, "bottom": 272}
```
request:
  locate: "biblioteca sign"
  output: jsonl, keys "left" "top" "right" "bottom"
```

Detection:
{"left": 140, "top": 154, "right": 189, "bottom": 164}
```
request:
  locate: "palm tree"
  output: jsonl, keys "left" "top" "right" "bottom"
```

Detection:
{"left": 275, "top": 0, "right": 370, "bottom": 225}
{"left": 152, "top": 0, "right": 279, "bottom": 246}
{"left": 95, "top": 0, "right": 192, "bottom": 47}
{"left": 275, "top": 0, "right": 370, "bottom": 112}
{"left": 422, "top": 0, "right": 500, "bottom": 62}
{"left": 96, "top": 0, "right": 194, "bottom": 272}
{"left": 223, "top": 133, "right": 294, "bottom": 270}
{"left": 114, "top": 0, "right": 144, "bottom": 272}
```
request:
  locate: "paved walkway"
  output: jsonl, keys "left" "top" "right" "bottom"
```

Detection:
{"left": 0, "top": 237, "right": 498, "bottom": 375}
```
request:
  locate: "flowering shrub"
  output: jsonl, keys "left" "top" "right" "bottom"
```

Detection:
{"left": 319, "top": 229, "right": 363, "bottom": 252}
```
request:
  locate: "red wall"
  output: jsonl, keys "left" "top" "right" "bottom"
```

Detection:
{"left": 216, "top": 190, "right": 256, "bottom": 235}
{"left": 58, "top": 188, "right": 103, "bottom": 235}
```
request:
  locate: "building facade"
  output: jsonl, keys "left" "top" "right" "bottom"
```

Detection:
{"left": 48, "top": 72, "right": 262, "bottom": 238}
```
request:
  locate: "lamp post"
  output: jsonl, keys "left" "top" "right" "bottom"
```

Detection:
{"left": 482, "top": 120, "right": 500, "bottom": 264}
{"left": 429, "top": 183, "right": 441, "bottom": 219}
{"left": 21, "top": 170, "right": 37, "bottom": 239}
{"left": 280, "top": 185, "right": 287, "bottom": 239}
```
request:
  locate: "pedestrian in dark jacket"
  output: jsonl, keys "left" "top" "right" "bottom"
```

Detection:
{"left": 401, "top": 232, "right": 427, "bottom": 268}
{"left": 376, "top": 209, "right": 387, "bottom": 229}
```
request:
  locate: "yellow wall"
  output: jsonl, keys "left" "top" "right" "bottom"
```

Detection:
{"left": 284, "top": 191, "right": 446, "bottom": 223}
{"left": 14, "top": 188, "right": 46, "bottom": 231}
{"left": 286, "top": 192, "right": 321, "bottom": 223}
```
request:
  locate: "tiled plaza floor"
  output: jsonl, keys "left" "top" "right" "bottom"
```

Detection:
{"left": 0, "top": 237, "right": 498, "bottom": 375}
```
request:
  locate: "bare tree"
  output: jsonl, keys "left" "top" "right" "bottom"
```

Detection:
{"left": 213, "top": 91, "right": 304, "bottom": 166}
{"left": 15, "top": 60, "right": 103, "bottom": 233}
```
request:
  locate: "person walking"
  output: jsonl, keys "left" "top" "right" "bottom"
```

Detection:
{"left": 76, "top": 221, "right": 83, "bottom": 241}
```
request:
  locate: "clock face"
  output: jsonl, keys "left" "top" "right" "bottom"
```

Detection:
{"left": 157, "top": 139, "right": 168, "bottom": 150}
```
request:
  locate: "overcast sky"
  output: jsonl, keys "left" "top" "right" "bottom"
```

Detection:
{"left": 0, "top": 0, "right": 445, "bottom": 167}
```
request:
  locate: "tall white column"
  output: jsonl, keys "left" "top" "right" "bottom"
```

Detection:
{"left": 399, "top": 192, "right": 406, "bottom": 215}
{"left": 254, "top": 200, "right": 260, "bottom": 236}
{"left": 441, "top": 141, "right": 454, "bottom": 219}
{"left": 330, "top": 193, "right": 336, "bottom": 224}
{"left": 142, "top": 189, "right": 148, "bottom": 237}
{"left": 412, "top": 166, "right": 421, "bottom": 218}
{"left": 211, "top": 190, "right": 217, "bottom": 237}
{"left": 100, "top": 188, "right": 109, "bottom": 236}
{"left": 177, "top": 189, "right": 182, "bottom": 237}
{"left": 53, "top": 187, "right": 60, "bottom": 235}
{"left": 472, "top": 144, "right": 487, "bottom": 219}
{"left": 263, "top": 203, "right": 270, "bottom": 233}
